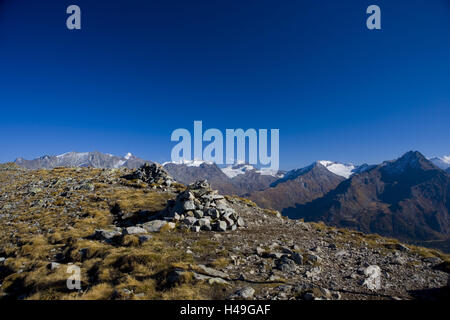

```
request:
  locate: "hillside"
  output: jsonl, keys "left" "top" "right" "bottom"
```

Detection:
{"left": 0, "top": 163, "right": 448, "bottom": 300}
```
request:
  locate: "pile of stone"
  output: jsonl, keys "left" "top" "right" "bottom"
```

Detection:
{"left": 159, "top": 180, "right": 245, "bottom": 232}
{"left": 123, "top": 163, "right": 174, "bottom": 186}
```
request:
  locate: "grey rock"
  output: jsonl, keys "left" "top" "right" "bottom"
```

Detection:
{"left": 94, "top": 229, "right": 122, "bottom": 240}
{"left": 123, "top": 226, "right": 147, "bottom": 235}
{"left": 47, "top": 262, "right": 60, "bottom": 270}
{"left": 231, "top": 287, "right": 255, "bottom": 299}
{"left": 194, "top": 210, "right": 204, "bottom": 219}
{"left": 197, "top": 218, "right": 211, "bottom": 230}
{"left": 183, "top": 217, "right": 198, "bottom": 226}
{"left": 213, "top": 221, "right": 227, "bottom": 232}
{"left": 183, "top": 200, "right": 196, "bottom": 211}
{"left": 291, "top": 252, "right": 304, "bottom": 265}
{"left": 142, "top": 220, "right": 167, "bottom": 232}
{"left": 206, "top": 208, "right": 220, "bottom": 219}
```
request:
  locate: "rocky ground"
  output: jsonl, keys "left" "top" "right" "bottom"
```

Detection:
{"left": 0, "top": 163, "right": 448, "bottom": 300}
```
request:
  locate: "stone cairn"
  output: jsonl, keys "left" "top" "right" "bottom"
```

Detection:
{"left": 123, "top": 163, "right": 174, "bottom": 187}
{"left": 159, "top": 180, "right": 245, "bottom": 232}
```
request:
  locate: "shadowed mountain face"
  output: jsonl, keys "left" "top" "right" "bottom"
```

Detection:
{"left": 14, "top": 152, "right": 149, "bottom": 169}
{"left": 284, "top": 151, "right": 450, "bottom": 249}
{"left": 248, "top": 162, "right": 345, "bottom": 211}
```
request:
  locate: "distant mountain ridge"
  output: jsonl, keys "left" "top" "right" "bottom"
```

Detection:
{"left": 14, "top": 151, "right": 149, "bottom": 169}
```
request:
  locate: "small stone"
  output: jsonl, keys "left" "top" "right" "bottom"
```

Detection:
{"left": 167, "top": 222, "right": 176, "bottom": 229}
{"left": 391, "top": 256, "right": 406, "bottom": 265}
{"left": 362, "top": 265, "right": 381, "bottom": 290}
{"left": 306, "top": 253, "right": 321, "bottom": 263}
{"left": 255, "top": 247, "right": 265, "bottom": 256}
{"left": 291, "top": 252, "right": 304, "bottom": 265}
{"left": 183, "top": 200, "right": 196, "bottom": 211}
{"left": 223, "top": 216, "right": 235, "bottom": 227}
{"left": 183, "top": 217, "right": 197, "bottom": 226}
{"left": 206, "top": 208, "right": 220, "bottom": 219}
{"left": 231, "top": 287, "right": 255, "bottom": 299}
{"left": 194, "top": 210, "right": 204, "bottom": 218}
{"left": 197, "top": 218, "right": 211, "bottom": 230}
{"left": 213, "top": 221, "right": 227, "bottom": 232}
{"left": 331, "top": 292, "right": 341, "bottom": 300}
{"left": 47, "top": 262, "right": 60, "bottom": 270}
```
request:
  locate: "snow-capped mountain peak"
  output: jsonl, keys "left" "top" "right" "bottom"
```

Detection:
{"left": 317, "top": 160, "right": 356, "bottom": 179}
{"left": 124, "top": 152, "right": 133, "bottom": 160}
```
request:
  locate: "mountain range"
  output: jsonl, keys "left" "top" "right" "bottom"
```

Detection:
{"left": 11, "top": 150, "right": 450, "bottom": 251}
{"left": 14, "top": 151, "right": 149, "bottom": 169}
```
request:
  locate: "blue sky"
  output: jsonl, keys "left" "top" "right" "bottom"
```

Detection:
{"left": 0, "top": 0, "right": 449, "bottom": 170}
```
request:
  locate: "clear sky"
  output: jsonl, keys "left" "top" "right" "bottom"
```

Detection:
{"left": 0, "top": 0, "right": 449, "bottom": 170}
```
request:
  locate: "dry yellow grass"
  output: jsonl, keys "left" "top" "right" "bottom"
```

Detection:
{"left": 0, "top": 166, "right": 217, "bottom": 300}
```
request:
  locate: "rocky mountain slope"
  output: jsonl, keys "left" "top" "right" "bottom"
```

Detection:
{"left": 284, "top": 151, "right": 450, "bottom": 252}
{"left": 247, "top": 162, "right": 346, "bottom": 211}
{"left": 14, "top": 151, "right": 149, "bottom": 169}
{"left": 0, "top": 163, "right": 448, "bottom": 300}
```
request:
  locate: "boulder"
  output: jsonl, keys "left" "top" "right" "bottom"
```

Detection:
{"left": 123, "top": 226, "right": 147, "bottom": 235}
{"left": 142, "top": 220, "right": 167, "bottom": 232}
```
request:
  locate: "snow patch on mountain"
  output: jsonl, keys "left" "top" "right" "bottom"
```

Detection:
{"left": 163, "top": 159, "right": 214, "bottom": 167}
{"left": 222, "top": 164, "right": 256, "bottom": 178}
{"left": 221, "top": 163, "right": 284, "bottom": 178}
{"left": 429, "top": 156, "right": 450, "bottom": 170}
